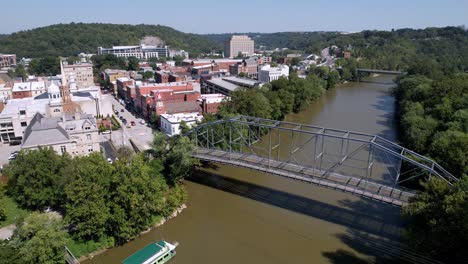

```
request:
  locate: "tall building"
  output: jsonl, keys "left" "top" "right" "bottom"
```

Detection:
{"left": 98, "top": 44, "right": 169, "bottom": 59}
{"left": 61, "top": 61, "right": 94, "bottom": 90}
{"left": 224, "top": 35, "right": 254, "bottom": 58}
{"left": 0, "top": 54, "right": 16, "bottom": 68}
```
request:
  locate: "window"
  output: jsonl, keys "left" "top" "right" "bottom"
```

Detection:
{"left": 84, "top": 126, "right": 91, "bottom": 130}
{"left": 87, "top": 145, "right": 93, "bottom": 152}
{"left": 86, "top": 134, "right": 91, "bottom": 140}
{"left": 54, "top": 109, "right": 60, "bottom": 112}
{"left": 19, "top": 110, "right": 26, "bottom": 115}
{"left": 60, "top": 146, "right": 66, "bottom": 153}
{"left": 20, "top": 121, "right": 27, "bottom": 127}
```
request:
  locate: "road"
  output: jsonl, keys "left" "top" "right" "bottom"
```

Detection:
{"left": 320, "top": 47, "right": 335, "bottom": 67}
{"left": 103, "top": 96, "right": 154, "bottom": 153}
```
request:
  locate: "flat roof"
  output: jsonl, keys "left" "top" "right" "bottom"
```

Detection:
{"left": 204, "top": 78, "right": 238, "bottom": 92}
{"left": 222, "top": 76, "right": 262, "bottom": 87}
{"left": 122, "top": 241, "right": 166, "bottom": 264}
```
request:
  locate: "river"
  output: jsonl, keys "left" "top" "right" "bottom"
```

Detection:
{"left": 85, "top": 75, "right": 406, "bottom": 264}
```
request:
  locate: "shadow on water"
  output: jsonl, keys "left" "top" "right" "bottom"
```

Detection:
{"left": 188, "top": 169, "right": 403, "bottom": 240}
{"left": 322, "top": 198, "right": 443, "bottom": 264}
{"left": 322, "top": 228, "right": 443, "bottom": 264}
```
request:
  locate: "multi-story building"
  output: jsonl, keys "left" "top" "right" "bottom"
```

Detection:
{"left": 201, "top": 76, "right": 263, "bottom": 95}
{"left": 160, "top": 112, "right": 203, "bottom": 136}
{"left": 199, "top": 94, "right": 226, "bottom": 114}
{"left": 21, "top": 112, "right": 100, "bottom": 156}
{"left": 258, "top": 64, "right": 290, "bottom": 83}
{"left": 0, "top": 83, "right": 112, "bottom": 144}
{"left": 0, "top": 54, "right": 16, "bottom": 68}
{"left": 98, "top": 44, "right": 169, "bottom": 59}
{"left": 61, "top": 61, "right": 94, "bottom": 89}
{"left": 229, "top": 57, "right": 259, "bottom": 78}
{"left": 224, "top": 35, "right": 254, "bottom": 58}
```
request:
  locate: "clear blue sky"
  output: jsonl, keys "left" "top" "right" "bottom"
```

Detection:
{"left": 2, "top": 0, "right": 467, "bottom": 34}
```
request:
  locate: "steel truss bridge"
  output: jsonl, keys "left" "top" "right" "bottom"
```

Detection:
{"left": 187, "top": 116, "right": 457, "bottom": 207}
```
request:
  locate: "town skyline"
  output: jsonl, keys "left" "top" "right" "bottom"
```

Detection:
{"left": 2, "top": 0, "right": 467, "bottom": 34}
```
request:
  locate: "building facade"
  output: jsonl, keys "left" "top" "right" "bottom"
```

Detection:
{"left": 0, "top": 54, "right": 16, "bottom": 68}
{"left": 62, "top": 62, "right": 94, "bottom": 89}
{"left": 258, "top": 64, "right": 290, "bottom": 83}
{"left": 98, "top": 44, "right": 169, "bottom": 59}
{"left": 160, "top": 112, "right": 203, "bottom": 136}
{"left": 224, "top": 35, "right": 254, "bottom": 58}
{"left": 21, "top": 112, "right": 100, "bottom": 156}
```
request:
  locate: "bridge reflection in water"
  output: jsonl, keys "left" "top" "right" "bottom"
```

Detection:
{"left": 187, "top": 116, "right": 457, "bottom": 207}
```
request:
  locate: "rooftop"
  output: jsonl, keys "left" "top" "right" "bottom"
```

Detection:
{"left": 164, "top": 101, "right": 201, "bottom": 114}
{"left": 161, "top": 112, "right": 203, "bottom": 123}
{"left": 122, "top": 241, "right": 175, "bottom": 264}
{"left": 204, "top": 78, "right": 238, "bottom": 92}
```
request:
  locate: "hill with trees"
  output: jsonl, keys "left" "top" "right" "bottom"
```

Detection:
{"left": 0, "top": 23, "right": 218, "bottom": 58}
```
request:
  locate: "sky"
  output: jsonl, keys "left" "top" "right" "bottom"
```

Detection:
{"left": 1, "top": 0, "right": 467, "bottom": 34}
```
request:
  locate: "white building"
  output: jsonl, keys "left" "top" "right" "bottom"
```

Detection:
{"left": 98, "top": 44, "right": 169, "bottom": 59}
{"left": 12, "top": 81, "right": 47, "bottom": 97}
{"left": 0, "top": 84, "right": 112, "bottom": 144}
{"left": 258, "top": 64, "right": 290, "bottom": 83}
{"left": 224, "top": 35, "right": 254, "bottom": 58}
{"left": 21, "top": 112, "right": 100, "bottom": 156}
{"left": 160, "top": 112, "right": 203, "bottom": 136}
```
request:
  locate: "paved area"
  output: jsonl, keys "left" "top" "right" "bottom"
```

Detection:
{"left": 107, "top": 96, "right": 155, "bottom": 151}
{"left": 0, "top": 144, "right": 21, "bottom": 169}
{"left": 0, "top": 224, "right": 15, "bottom": 240}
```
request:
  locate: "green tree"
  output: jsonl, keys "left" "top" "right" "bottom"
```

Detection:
{"left": 14, "top": 64, "right": 27, "bottom": 81}
{"left": 5, "top": 148, "right": 70, "bottom": 210}
{"left": 127, "top": 56, "right": 140, "bottom": 71}
{"left": 165, "top": 137, "right": 197, "bottom": 185}
{"left": 402, "top": 177, "right": 468, "bottom": 263}
{"left": 64, "top": 154, "right": 113, "bottom": 240}
{"left": 109, "top": 155, "right": 167, "bottom": 242}
{"left": 142, "top": 71, "right": 154, "bottom": 79}
{"left": 429, "top": 130, "right": 468, "bottom": 177}
{"left": 12, "top": 212, "right": 66, "bottom": 264}
{"left": 179, "top": 120, "right": 191, "bottom": 135}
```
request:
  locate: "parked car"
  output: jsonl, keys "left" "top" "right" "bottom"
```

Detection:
{"left": 140, "top": 119, "right": 146, "bottom": 125}
{"left": 8, "top": 152, "right": 17, "bottom": 160}
{"left": 131, "top": 121, "right": 136, "bottom": 126}
{"left": 120, "top": 109, "right": 124, "bottom": 112}
{"left": 107, "top": 158, "right": 113, "bottom": 164}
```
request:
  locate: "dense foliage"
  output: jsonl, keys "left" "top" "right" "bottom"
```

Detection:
{"left": 0, "top": 23, "right": 216, "bottom": 58}
{"left": 402, "top": 177, "right": 468, "bottom": 263}
{"left": 394, "top": 72, "right": 468, "bottom": 178}
{"left": 3, "top": 137, "right": 195, "bottom": 261}
{"left": 219, "top": 74, "right": 325, "bottom": 120}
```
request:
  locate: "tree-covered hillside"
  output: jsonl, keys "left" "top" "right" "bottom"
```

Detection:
{"left": 0, "top": 23, "right": 218, "bottom": 58}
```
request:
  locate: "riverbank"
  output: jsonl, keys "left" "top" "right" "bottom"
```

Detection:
{"left": 77, "top": 204, "right": 187, "bottom": 262}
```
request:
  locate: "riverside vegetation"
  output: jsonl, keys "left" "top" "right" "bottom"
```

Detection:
{"left": 0, "top": 132, "right": 196, "bottom": 263}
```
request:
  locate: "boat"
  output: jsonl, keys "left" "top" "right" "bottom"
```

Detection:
{"left": 122, "top": 240, "right": 178, "bottom": 264}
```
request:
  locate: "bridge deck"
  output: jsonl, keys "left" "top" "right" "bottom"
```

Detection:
{"left": 194, "top": 148, "right": 415, "bottom": 207}
{"left": 356, "top": 68, "right": 403, "bottom": 74}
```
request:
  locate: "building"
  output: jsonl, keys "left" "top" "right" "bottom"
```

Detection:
{"left": 98, "top": 44, "right": 169, "bottom": 59}
{"left": 21, "top": 112, "right": 100, "bottom": 156}
{"left": 169, "top": 49, "right": 189, "bottom": 59}
{"left": 199, "top": 94, "right": 226, "bottom": 114}
{"left": 224, "top": 35, "right": 254, "bottom": 58}
{"left": 160, "top": 112, "right": 203, "bottom": 136}
{"left": 0, "top": 54, "right": 16, "bottom": 68}
{"left": 0, "top": 84, "right": 112, "bottom": 144}
{"left": 229, "top": 57, "right": 259, "bottom": 78}
{"left": 258, "top": 64, "right": 290, "bottom": 83}
{"left": 61, "top": 61, "right": 94, "bottom": 89}
{"left": 12, "top": 81, "right": 47, "bottom": 99}
{"left": 201, "top": 76, "right": 263, "bottom": 95}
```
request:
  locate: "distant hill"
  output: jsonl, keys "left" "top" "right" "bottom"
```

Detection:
{"left": 0, "top": 23, "right": 219, "bottom": 58}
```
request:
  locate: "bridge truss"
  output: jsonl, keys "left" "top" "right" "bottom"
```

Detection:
{"left": 188, "top": 116, "right": 457, "bottom": 206}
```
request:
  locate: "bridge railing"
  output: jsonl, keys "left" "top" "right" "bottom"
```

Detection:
{"left": 187, "top": 116, "right": 458, "bottom": 192}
